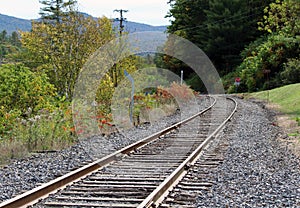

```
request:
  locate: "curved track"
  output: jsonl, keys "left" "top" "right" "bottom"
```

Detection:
{"left": 0, "top": 96, "right": 237, "bottom": 208}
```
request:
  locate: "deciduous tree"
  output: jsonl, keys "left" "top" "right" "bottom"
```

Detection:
{"left": 20, "top": 13, "right": 115, "bottom": 99}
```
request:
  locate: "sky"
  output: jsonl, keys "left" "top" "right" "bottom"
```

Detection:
{"left": 0, "top": 0, "right": 171, "bottom": 26}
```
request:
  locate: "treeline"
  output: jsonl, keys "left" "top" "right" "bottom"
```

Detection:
{"left": 157, "top": 0, "right": 299, "bottom": 92}
{"left": 0, "top": 30, "right": 21, "bottom": 62}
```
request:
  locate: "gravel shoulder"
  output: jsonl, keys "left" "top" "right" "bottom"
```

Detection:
{"left": 197, "top": 97, "right": 300, "bottom": 207}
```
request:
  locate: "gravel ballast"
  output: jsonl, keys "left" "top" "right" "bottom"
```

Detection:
{"left": 0, "top": 96, "right": 299, "bottom": 207}
{"left": 197, "top": 98, "right": 300, "bottom": 207}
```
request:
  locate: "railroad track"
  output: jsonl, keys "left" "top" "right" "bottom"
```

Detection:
{"left": 158, "top": 130, "right": 230, "bottom": 208}
{"left": 0, "top": 96, "right": 237, "bottom": 208}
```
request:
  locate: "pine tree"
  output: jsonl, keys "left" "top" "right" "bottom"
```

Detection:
{"left": 10, "top": 31, "right": 21, "bottom": 47}
{"left": 0, "top": 30, "right": 7, "bottom": 43}
{"left": 39, "top": 0, "right": 77, "bottom": 23}
{"left": 167, "top": 0, "right": 209, "bottom": 46}
{"left": 162, "top": 0, "right": 210, "bottom": 86}
{"left": 203, "top": 0, "right": 273, "bottom": 73}
{"left": 163, "top": 0, "right": 272, "bottom": 76}
{"left": 202, "top": 0, "right": 248, "bottom": 73}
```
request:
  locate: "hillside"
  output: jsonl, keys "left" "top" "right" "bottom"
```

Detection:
{"left": 0, "top": 13, "right": 167, "bottom": 34}
{"left": 0, "top": 13, "right": 32, "bottom": 34}
{"left": 249, "top": 83, "right": 300, "bottom": 116}
{"left": 121, "top": 21, "right": 167, "bottom": 33}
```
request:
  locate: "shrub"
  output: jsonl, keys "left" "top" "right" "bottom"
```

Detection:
{"left": 296, "top": 117, "right": 300, "bottom": 126}
{"left": 0, "top": 64, "right": 56, "bottom": 115}
{"left": 2, "top": 103, "right": 75, "bottom": 152}
{"left": 280, "top": 58, "right": 300, "bottom": 84}
{"left": 132, "top": 83, "right": 195, "bottom": 125}
{"left": 167, "top": 82, "right": 194, "bottom": 103}
{"left": 0, "top": 64, "right": 76, "bottom": 160}
{"left": 233, "top": 33, "right": 299, "bottom": 92}
{"left": 0, "top": 64, "right": 57, "bottom": 137}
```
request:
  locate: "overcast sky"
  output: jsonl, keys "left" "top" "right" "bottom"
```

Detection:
{"left": 0, "top": 0, "right": 171, "bottom": 26}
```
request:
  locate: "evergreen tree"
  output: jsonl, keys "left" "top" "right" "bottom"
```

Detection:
{"left": 204, "top": 0, "right": 274, "bottom": 73}
{"left": 0, "top": 30, "right": 22, "bottom": 63}
{"left": 166, "top": 0, "right": 209, "bottom": 47}
{"left": 162, "top": 0, "right": 273, "bottom": 78}
{"left": 39, "top": 0, "right": 77, "bottom": 23}
{"left": 0, "top": 30, "right": 7, "bottom": 43}
{"left": 202, "top": 0, "right": 248, "bottom": 73}
{"left": 10, "top": 31, "right": 21, "bottom": 47}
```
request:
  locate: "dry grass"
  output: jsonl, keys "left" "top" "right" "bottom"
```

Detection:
{"left": 266, "top": 104, "right": 300, "bottom": 158}
{"left": 277, "top": 118, "right": 300, "bottom": 158}
{"left": 0, "top": 140, "right": 28, "bottom": 165}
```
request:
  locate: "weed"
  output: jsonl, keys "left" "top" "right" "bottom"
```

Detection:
{"left": 0, "top": 139, "right": 28, "bottom": 165}
{"left": 0, "top": 104, "right": 76, "bottom": 156}
{"left": 288, "top": 131, "right": 300, "bottom": 137}
{"left": 296, "top": 117, "right": 300, "bottom": 126}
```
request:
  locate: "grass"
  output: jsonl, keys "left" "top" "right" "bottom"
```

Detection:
{"left": 0, "top": 140, "right": 28, "bottom": 165}
{"left": 288, "top": 132, "right": 300, "bottom": 137}
{"left": 249, "top": 83, "right": 300, "bottom": 118}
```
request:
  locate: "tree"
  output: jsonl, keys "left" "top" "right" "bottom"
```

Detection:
{"left": 20, "top": 13, "right": 115, "bottom": 99}
{"left": 10, "top": 31, "right": 21, "bottom": 47}
{"left": 39, "top": 0, "right": 77, "bottom": 24}
{"left": 161, "top": 0, "right": 272, "bottom": 91}
{"left": 202, "top": 0, "right": 250, "bottom": 73}
{"left": 155, "top": 0, "right": 209, "bottom": 91}
{"left": 258, "top": 0, "right": 300, "bottom": 35}
{"left": 166, "top": 0, "right": 209, "bottom": 46}
{"left": 230, "top": 0, "right": 300, "bottom": 92}
{"left": 0, "top": 30, "right": 22, "bottom": 63}
{"left": 0, "top": 30, "right": 7, "bottom": 43}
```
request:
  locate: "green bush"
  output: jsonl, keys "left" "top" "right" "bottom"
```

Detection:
{"left": 0, "top": 64, "right": 57, "bottom": 135}
{"left": 232, "top": 33, "right": 299, "bottom": 92}
{"left": 0, "top": 64, "right": 76, "bottom": 155}
{"left": 280, "top": 58, "right": 300, "bottom": 85}
{"left": 0, "top": 64, "right": 56, "bottom": 114}
{"left": 296, "top": 117, "right": 300, "bottom": 126}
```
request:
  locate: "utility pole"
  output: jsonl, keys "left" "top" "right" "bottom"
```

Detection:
{"left": 114, "top": 9, "right": 128, "bottom": 36}
{"left": 110, "top": 9, "right": 128, "bottom": 88}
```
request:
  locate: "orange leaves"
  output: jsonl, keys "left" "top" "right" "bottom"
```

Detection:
{"left": 4, "top": 113, "right": 10, "bottom": 120}
{"left": 166, "top": 82, "right": 194, "bottom": 102}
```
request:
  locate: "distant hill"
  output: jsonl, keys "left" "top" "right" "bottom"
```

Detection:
{"left": 0, "top": 13, "right": 167, "bottom": 34}
{"left": 0, "top": 13, "right": 32, "bottom": 34}
{"left": 120, "top": 21, "right": 167, "bottom": 33}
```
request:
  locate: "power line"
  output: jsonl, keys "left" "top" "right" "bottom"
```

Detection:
{"left": 114, "top": 9, "right": 128, "bottom": 36}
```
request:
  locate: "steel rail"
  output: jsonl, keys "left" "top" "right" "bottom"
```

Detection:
{"left": 0, "top": 96, "right": 216, "bottom": 208}
{"left": 138, "top": 97, "right": 237, "bottom": 208}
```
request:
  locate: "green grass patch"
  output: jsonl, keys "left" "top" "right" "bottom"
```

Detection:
{"left": 249, "top": 83, "right": 300, "bottom": 117}
{"left": 288, "top": 132, "right": 300, "bottom": 137}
